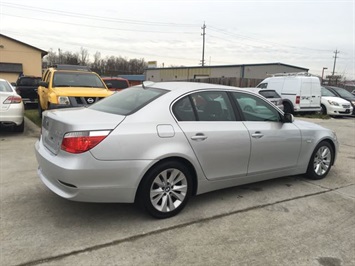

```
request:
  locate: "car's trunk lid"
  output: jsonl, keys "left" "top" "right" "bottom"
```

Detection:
{"left": 42, "top": 107, "right": 125, "bottom": 155}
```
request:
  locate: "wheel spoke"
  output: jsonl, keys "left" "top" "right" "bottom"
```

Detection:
{"left": 167, "top": 194, "right": 176, "bottom": 211}
{"left": 170, "top": 190, "right": 186, "bottom": 202}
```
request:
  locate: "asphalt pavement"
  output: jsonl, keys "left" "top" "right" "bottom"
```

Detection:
{"left": 0, "top": 116, "right": 354, "bottom": 266}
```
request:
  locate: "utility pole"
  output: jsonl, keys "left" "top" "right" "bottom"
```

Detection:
{"left": 201, "top": 22, "right": 206, "bottom": 67}
{"left": 332, "top": 49, "right": 339, "bottom": 76}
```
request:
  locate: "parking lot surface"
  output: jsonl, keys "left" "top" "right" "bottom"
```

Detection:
{"left": 1, "top": 117, "right": 354, "bottom": 266}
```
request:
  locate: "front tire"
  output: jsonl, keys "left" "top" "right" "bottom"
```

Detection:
{"left": 137, "top": 161, "right": 193, "bottom": 219}
{"left": 305, "top": 141, "right": 334, "bottom": 180}
{"left": 321, "top": 104, "right": 327, "bottom": 115}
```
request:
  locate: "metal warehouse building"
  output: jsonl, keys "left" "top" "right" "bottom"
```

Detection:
{"left": 145, "top": 62, "right": 309, "bottom": 87}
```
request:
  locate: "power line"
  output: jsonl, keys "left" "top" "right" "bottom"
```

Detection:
{"left": 1, "top": 2, "right": 198, "bottom": 28}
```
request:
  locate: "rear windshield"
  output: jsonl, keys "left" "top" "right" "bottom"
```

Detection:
{"left": 0, "top": 80, "right": 14, "bottom": 92}
{"left": 53, "top": 72, "right": 106, "bottom": 88}
{"left": 17, "top": 77, "right": 41, "bottom": 86}
{"left": 89, "top": 86, "right": 168, "bottom": 115}
{"left": 104, "top": 79, "right": 129, "bottom": 89}
{"left": 258, "top": 90, "right": 281, "bottom": 98}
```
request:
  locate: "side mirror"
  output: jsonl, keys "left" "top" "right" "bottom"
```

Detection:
{"left": 283, "top": 113, "right": 294, "bottom": 123}
{"left": 39, "top": 81, "right": 49, "bottom": 88}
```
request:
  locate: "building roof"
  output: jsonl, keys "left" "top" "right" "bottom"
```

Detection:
{"left": 119, "top": 74, "right": 145, "bottom": 81}
{"left": 0, "top": 34, "right": 48, "bottom": 57}
{"left": 146, "top": 62, "right": 309, "bottom": 71}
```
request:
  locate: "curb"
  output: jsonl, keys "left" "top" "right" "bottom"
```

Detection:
{"left": 24, "top": 116, "right": 41, "bottom": 137}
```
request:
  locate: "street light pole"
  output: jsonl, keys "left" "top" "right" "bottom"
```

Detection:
{"left": 321, "top": 67, "right": 328, "bottom": 84}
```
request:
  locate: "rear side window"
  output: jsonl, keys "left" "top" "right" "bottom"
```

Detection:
{"left": 173, "top": 91, "right": 236, "bottom": 121}
{"left": 90, "top": 87, "right": 167, "bottom": 115}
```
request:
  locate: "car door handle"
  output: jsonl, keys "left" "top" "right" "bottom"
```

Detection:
{"left": 251, "top": 132, "right": 264, "bottom": 139}
{"left": 191, "top": 133, "right": 207, "bottom": 141}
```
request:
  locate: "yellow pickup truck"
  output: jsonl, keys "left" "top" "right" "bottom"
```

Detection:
{"left": 37, "top": 65, "right": 113, "bottom": 117}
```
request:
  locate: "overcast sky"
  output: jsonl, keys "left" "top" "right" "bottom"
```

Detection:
{"left": 1, "top": 0, "right": 354, "bottom": 79}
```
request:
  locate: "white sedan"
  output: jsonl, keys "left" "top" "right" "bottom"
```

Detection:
{"left": 321, "top": 87, "right": 353, "bottom": 116}
{"left": 0, "top": 79, "right": 25, "bottom": 132}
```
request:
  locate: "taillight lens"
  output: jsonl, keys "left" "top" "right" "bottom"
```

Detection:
{"left": 3, "top": 96, "right": 22, "bottom": 104}
{"left": 295, "top": 96, "right": 300, "bottom": 104}
{"left": 61, "top": 130, "right": 111, "bottom": 154}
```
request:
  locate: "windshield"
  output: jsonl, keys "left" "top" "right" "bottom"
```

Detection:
{"left": 53, "top": 72, "right": 106, "bottom": 88}
{"left": 89, "top": 86, "right": 167, "bottom": 115}
{"left": 321, "top": 87, "right": 336, "bottom": 97}
{"left": 0, "top": 80, "right": 14, "bottom": 92}
{"left": 333, "top": 87, "right": 354, "bottom": 98}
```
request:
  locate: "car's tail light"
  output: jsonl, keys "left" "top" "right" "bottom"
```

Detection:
{"left": 61, "top": 130, "right": 111, "bottom": 154}
{"left": 295, "top": 96, "right": 300, "bottom": 104}
{"left": 3, "top": 96, "right": 22, "bottom": 104}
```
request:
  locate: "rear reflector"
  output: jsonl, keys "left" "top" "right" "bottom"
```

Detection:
{"left": 61, "top": 130, "right": 111, "bottom": 154}
{"left": 3, "top": 96, "right": 22, "bottom": 104}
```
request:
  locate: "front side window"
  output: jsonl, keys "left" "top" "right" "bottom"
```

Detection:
{"left": 232, "top": 92, "right": 281, "bottom": 122}
{"left": 257, "top": 83, "right": 268, "bottom": 89}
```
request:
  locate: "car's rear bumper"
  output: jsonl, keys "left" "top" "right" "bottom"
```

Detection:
{"left": 0, "top": 104, "right": 24, "bottom": 125}
{"left": 35, "top": 139, "right": 155, "bottom": 203}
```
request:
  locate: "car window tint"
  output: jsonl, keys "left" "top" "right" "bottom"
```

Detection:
{"left": 172, "top": 96, "right": 196, "bottom": 121}
{"left": 89, "top": 87, "right": 167, "bottom": 115}
{"left": 104, "top": 79, "right": 129, "bottom": 89}
{"left": 190, "top": 91, "right": 236, "bottom": 121}
{"left": 232, "top": 92, "right": 281, "bottom": 122}
{"left": 258, "top": 90, "right": 280, "bottom": 98}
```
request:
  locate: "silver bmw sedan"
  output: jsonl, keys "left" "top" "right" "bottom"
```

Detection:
{"left": 35, "top": 82, "right": 338, "bottom": 218}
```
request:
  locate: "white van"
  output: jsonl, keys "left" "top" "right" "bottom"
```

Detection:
{"left": 256, "top": 73, "right": 321, "bottom": 114}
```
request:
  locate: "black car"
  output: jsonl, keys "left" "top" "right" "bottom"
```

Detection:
{"left": 15, "top": 76, "right": 41, "bottom": 105}
{"left": 325, "top": 86, "right": 355, "bottom": 115}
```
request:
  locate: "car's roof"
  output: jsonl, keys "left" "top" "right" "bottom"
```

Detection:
{"left": 146, "top": 81, "right": 244, "bottom": 93}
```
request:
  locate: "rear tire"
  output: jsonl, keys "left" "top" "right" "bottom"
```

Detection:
{"left": 137, "top": 160, "right": 193, "bottom": 219}
{"left": 13, "top": 119, "right": 25, "bottom": 133}
{"left": 305, "top": 141, "right": 334, "bottom": 180}
{"left": 283, "top": 102, "right": 293, "bottom": 114}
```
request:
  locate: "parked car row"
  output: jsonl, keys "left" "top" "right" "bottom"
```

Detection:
{"left": 256, "top": 73, "right": 354, "bottom": 117}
